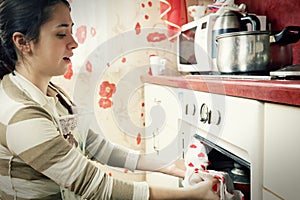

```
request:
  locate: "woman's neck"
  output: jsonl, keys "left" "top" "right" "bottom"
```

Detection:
{"left": 15, "top": 66, "right": 51, "bottom": 95}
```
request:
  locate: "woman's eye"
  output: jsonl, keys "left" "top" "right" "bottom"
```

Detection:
{"left": 57, "top": 34, "right": 67, "bottom": 38}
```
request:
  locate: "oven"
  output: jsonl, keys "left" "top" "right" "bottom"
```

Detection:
{"left": 177, "top": 88, "right": 264, "bottom": 200}
{"left": 144, "top": 84, "right": 264, "bottom": 199}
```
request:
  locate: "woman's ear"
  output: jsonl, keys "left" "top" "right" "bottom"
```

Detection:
{"left": 12, "top": 32, "right": 31, "bottom": 53}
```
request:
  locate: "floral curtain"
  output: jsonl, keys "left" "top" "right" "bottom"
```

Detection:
{"left": 53, "top": 0, "right": 178, "bottom": 181}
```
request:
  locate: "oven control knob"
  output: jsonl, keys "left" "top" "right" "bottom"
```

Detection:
{"left": 210, "top": 110, "right": 221, "bottom": 125}
{"left": 185, "top": 104, "right": 196, "bottom": 116}
{"left": 200, "top": 103, "right": 209, "bottom": 123}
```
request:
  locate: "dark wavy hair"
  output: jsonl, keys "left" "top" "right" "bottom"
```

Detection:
{"left": 0, "top": 0, "right": 71, "bottom": 79}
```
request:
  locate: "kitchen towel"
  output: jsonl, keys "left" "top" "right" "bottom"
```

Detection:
{"left": 182, "top": 137, "right": 244, "bottom": 200}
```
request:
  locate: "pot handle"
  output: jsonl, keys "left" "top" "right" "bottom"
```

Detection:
{"left": 272, "top": 26, "right": 300, "bottom": 45}
{"left": 241, "top": 14, "right": 261, "bottom": 31}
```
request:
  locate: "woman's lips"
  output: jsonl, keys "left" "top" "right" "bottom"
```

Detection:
{"left": 63, "top": 57, "right": 71, "bottom": 63}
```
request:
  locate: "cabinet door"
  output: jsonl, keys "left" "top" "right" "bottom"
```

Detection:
{"left": 264, "top": 103, "right": 300, "bottom": 200}
{"left": 144, "top": 84, "right": 182, "bottom": 188}
{"left": 263, "top": 189, "right": 281, "bottom": 200}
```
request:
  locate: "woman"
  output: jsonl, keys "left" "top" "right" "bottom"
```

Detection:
{"left": 0, "top": 0, "right": 220, "bottom": 199}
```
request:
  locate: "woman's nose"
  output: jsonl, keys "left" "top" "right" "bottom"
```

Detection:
{"left": 69, "top": 36, "right": 78, "bottom": 50}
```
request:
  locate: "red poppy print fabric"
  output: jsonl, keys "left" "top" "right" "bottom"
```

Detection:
{"left": 135, "top": 22, "right": 141, "bottom": 35}
{"left": 98, "top": 81, "right": 116, "bottom": 109}
{"left": 146, "top": 32, "right": 167, "bottom": 43}
{"left": 136, "top": 133, "right": 142, "bottom": 145}
{"left": 75, "top": 25, "right": 87, "bottom": 44}
{"left": 182, "top": 137, "right": 244, "bottom": 200}
{"left": 64, "top": 63, "right": 73, "bottom": 80}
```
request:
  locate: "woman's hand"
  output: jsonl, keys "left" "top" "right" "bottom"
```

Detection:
{"left": 149, "top": 178, "right": 220, "bottom": 200}
{"left": 156, "top": 159, "right": 186, "bottom": 178}
{"left": 188, "top": 178, "right": 220, "bottom": 200}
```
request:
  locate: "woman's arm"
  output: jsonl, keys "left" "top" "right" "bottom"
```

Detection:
{"left": 136, "top": 151, "right": 187, "bottom": 178}
{"left": 85, "top": 129, "right": 140, "bottom": 171}
{"left": 85, "top": 129, "right": 187, "bottom": 177}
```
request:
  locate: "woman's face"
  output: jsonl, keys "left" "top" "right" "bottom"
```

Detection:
{"left": 29, "top": 2, "right": 78, "bottom": 77}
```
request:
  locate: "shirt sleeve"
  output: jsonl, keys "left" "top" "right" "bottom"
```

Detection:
{"left": 85, "top": 129, "right": 140, "bottom": 172}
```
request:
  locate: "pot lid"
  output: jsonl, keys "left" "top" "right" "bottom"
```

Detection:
{"left": 216, "top": 30, "right": 270, "bottom": 40}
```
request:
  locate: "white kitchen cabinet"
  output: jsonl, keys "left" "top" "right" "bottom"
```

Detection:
{"left": 144, "top": 83, "right": 182, "bottom": 188}
{"left": 263, "top": 189, "right": 282, "bottom": 200}
{"left": 263, "top": 103, "right": 300, "bottom": 200}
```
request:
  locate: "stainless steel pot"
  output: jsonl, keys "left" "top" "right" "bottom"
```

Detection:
{"left": 216, "top": 26, "right": 300, "bottom": 73}
{"left": 231, "top": 162, "right": 250, "bottom": 200}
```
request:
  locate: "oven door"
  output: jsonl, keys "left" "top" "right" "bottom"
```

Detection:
{"left": 178, "top": 89, "right": 265, "bottom": 200}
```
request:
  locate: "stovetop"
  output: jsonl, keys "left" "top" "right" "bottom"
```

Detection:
{"left": 270, "top": 65, "right": 300, "bottom": 79}
{"left": 185, "top": 65, "right": 300, "bottom": 80}
{"left": 185, "top": 74, "right": 272, "bottom": 80}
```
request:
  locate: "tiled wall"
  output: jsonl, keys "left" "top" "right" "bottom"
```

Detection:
{"left": 236, "top": 0, "right": 300, "bottom": 65}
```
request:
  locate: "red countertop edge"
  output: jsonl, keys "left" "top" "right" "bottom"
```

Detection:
{"left": 141, "top": 75, "right": 300, "bottom": 107}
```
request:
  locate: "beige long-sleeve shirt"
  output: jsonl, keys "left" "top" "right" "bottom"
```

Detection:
{"left": 0, "top": 72, "right": 149, "bottom": 200}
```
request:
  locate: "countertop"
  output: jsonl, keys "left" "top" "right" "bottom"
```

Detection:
{"left": 141, "top": 75, "right": 300, "bottom": 107}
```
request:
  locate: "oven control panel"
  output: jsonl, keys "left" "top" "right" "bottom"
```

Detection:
{"left": 179, "top": 88, "right": 264, "bottom": 160}
{"left": 179, "top": 88, "right": 225, "bottom": 133}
